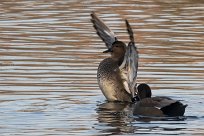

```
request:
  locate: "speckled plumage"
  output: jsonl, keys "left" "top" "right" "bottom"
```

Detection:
{"left": 91, "top": 12, "right": 138, "bottom": 102}
{"left": 97, "top": 57, "right": 132, "bottom": 102}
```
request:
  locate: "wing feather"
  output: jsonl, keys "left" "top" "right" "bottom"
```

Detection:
{"left": 125, "top": 20, "right": 139, "bottom": 97}
{"left": 91, "top": 12, "right": 117, "bottom": 49}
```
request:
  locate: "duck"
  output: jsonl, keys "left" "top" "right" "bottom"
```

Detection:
{"left": 97, "top": 41, "right": 132, "bottom": 102}
{"left": 133, "top": 83, "right": 187, "bottom": 117}
{"left": 91, "top": 12, "right": 139, "bottom": 102}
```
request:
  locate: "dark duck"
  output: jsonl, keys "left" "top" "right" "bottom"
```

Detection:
{"left": 133, "top": 83, "right": 187, "bottom": 117}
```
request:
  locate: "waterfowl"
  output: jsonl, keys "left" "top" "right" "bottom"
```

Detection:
{"left": 97, "top": 41, "right": 132, "bottom": 102}
{"left": 133, "top": 84, "right": 187, "bottom": 117}
{"left": 91, "top": 12, "right": 139, "bottom": 102}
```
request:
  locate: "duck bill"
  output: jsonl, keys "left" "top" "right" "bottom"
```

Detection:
{"left": 103, "top": 48, "right": 113, "bottom": 53}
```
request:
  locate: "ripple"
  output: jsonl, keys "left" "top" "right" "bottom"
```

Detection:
{"left": 0, "top": 0, "right": 204, "bottom": 135}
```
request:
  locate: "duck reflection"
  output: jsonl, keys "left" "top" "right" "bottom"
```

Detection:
{"left": 95, "top": 101, "right": 135, "bottom": 134}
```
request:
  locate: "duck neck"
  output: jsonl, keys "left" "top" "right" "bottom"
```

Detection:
{"left": 112, "top": 55, "right": 124, "bottom": 66}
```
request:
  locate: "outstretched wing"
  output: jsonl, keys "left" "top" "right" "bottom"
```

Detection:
{"left": 125, "top": 20, "right": 135, "bottom": 44}
{"left": 91, "top": 13, "right": 137, "bottom": 98}
{"left": 91, "top": 12, "right": 117, "bottom": 49}
{"left": 125, "top": 20, "right": 139, "bottom": 97}
{"left": 91, "top": 12, "right": 131, "bottom": 96}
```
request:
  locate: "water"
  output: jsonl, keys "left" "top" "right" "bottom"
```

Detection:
{"left": 0, "top": 0, "right": 204, "bottom": 135}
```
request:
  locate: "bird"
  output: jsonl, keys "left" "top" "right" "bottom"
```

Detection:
{"left": 97, "top": 41, "right": 132, "bottom": 102}
{"left": 91, "top": 12, "right": 139, "bottom": 102}
{"left": 133, "top": 83, "right": 187, "bottom": 117}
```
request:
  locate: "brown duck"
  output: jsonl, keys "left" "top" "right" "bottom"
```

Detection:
{"left": 91, "top": 12, "right": 138, "bottom": 102}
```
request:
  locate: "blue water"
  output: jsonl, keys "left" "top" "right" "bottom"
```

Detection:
{"left": 0, "top": 0, "right": 204, "bottom": 135}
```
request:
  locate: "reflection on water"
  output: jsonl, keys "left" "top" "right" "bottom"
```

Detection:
{"left": 96, "top": 102, "right": 132, "bottom": 135}
{"left": 0, "top": 0, "right": 204, "bottom": 135}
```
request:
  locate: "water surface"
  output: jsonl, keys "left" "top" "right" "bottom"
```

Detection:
{"left": 0, "top": 0, "right": 204, "bottom": 135}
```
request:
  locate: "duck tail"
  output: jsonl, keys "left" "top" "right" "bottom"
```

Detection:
{"left": 160, "top": 101, "right": 187, "bottom": 116}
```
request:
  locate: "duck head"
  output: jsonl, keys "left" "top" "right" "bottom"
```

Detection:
{"left": 137, "top": 83, "right": 152, "bottom": 100}
{"left": 103, "top": 41, "right": 126, "bottom": 65}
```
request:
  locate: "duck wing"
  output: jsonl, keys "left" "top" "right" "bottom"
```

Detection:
{"left": 136, "top": 98, "right": 160, "bottom": 107}
{"left": 91, "top": 12, "right": 131, "bottom": 95}
{"left": 91, "top": 12, "right": 117, "bottom": 49}
{"left": 91, "top": 13, "right": 138, "bottom": 98}
{"left": 151, "top": 96, "right": 178, "bottom": 108}
{"left": 123, "top": 20, "right": 139, "bottom": 97}
{"left": 136, "top": 97, "right": 177, "bottom": 108}
{"left": 133, "top": 98, "right": 164, "bottom": 116}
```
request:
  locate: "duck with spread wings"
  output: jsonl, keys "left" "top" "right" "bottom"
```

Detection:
{"left": 91, "top": 12, "right": 138, "bottom": 102}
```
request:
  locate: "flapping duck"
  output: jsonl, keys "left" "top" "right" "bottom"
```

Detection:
{"left": 91, "top": 12, "right": 138, "bottom": 102}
